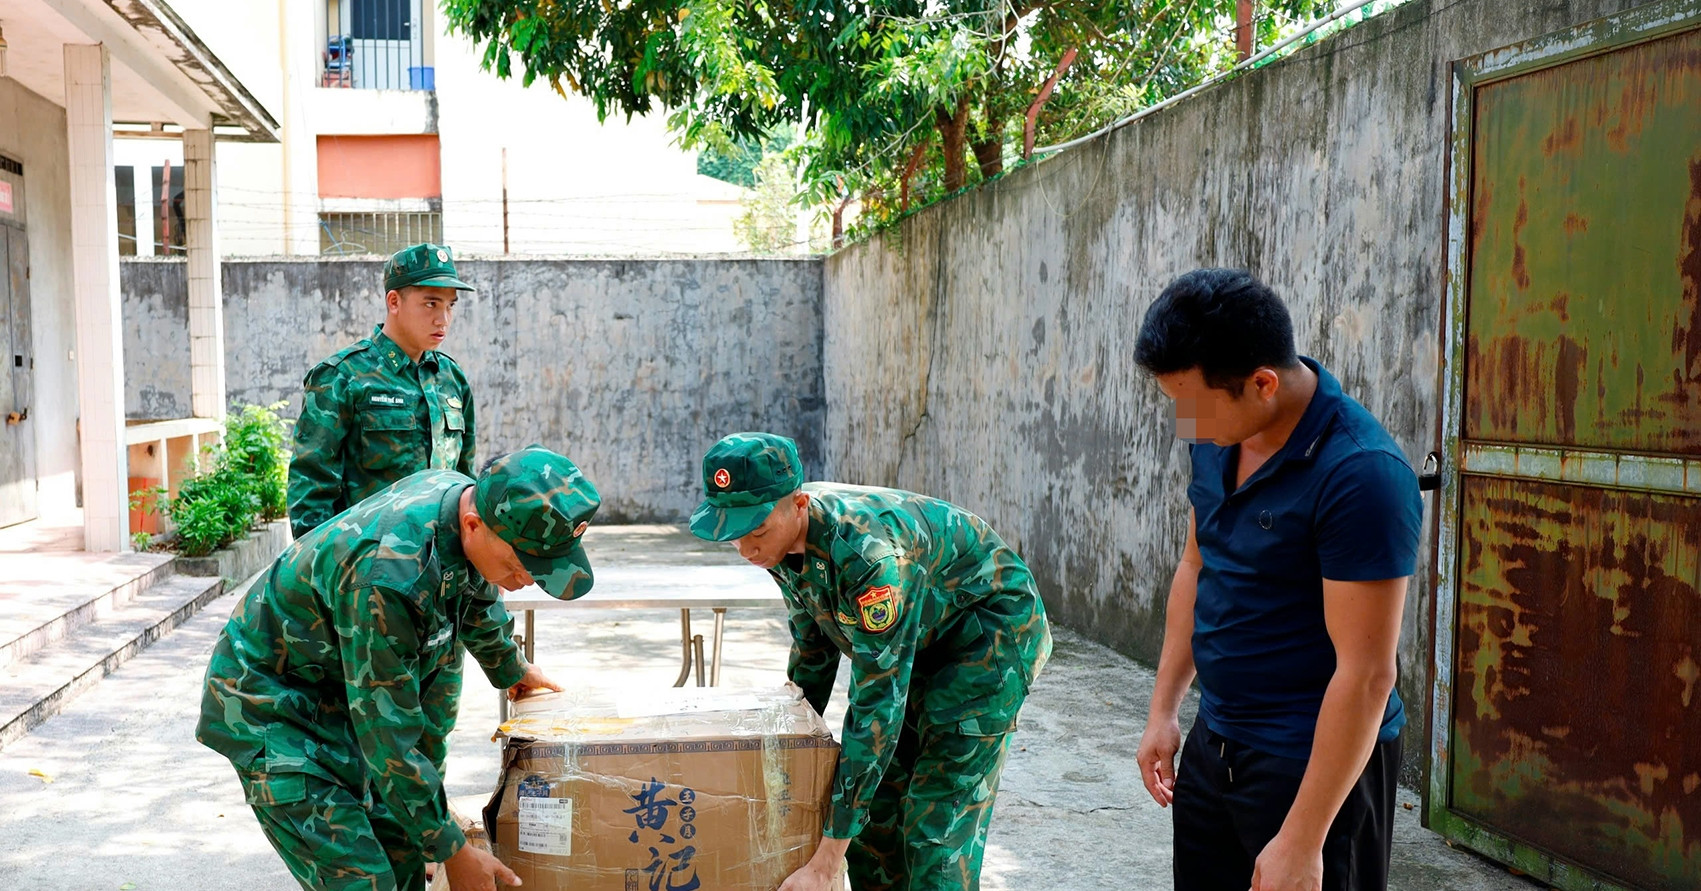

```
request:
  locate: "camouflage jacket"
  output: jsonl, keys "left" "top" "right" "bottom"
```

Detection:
{"left": 769, "top": 482, "right": 1053, "bottom": 839}
{"left": 197, "top": 470, "right": 526, "bottom": 862}
{"left": 287, "top": 326, "right": 477, "bottom": 540}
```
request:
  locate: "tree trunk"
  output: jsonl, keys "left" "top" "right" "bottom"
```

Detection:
{"left": 1235, "top": 0, "right": 1255, "bottom": 62}
{"left": 934, "top": 97, "right": 972, "bottom": 192}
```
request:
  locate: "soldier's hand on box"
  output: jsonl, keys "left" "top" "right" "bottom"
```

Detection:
{"left": 777, "top": 861, "right": 837, "bottom": 891}
{"left": 445, "top": 842, "right": 522, "bottom": 890}
{"left": 1136, "top": 718, "right": 1181, "bottom": 808}
{"left": 777, "top": 836, "right": 849, "bottom": 891}
{"left": 507, "top": 664, "right": 564, "bottom": 701}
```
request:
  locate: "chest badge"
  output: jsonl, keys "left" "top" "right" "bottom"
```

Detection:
{"left": 368, "top": 392, "right": 408, "bottom": 408}
{"left": 835, "top": 610, "right": 857, "bottom": 626}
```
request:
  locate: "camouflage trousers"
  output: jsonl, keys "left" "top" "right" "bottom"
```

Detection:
{"left": 242, "top": 653, "right": 464, "bottom": 890}
{"left": 847, "top": 700, "right": 1015, "bottom": 891}
{"left": 248, "top": 772, "right": 430, "bottom": 891}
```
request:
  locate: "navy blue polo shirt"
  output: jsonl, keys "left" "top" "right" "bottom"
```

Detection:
{"left": 1188, "top": 357, "right": 1422, "bottom": 762}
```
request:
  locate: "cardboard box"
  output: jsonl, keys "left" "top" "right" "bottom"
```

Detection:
{"left": 486, "top": 685, "right": 839, "bottom": 891}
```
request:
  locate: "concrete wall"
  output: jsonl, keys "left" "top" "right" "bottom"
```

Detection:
{"left": 821, "top": 0, "right": 1647, "bottom": 780}
{"left": 0, "top": 77, "right": 81, "bottom": 518}
{"left": 121, "top": 256, "right": 824, "bottom": 522}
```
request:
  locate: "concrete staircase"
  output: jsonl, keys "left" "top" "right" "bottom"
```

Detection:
{"left": 0, "top": 552, "right": 226, "bottom": 753}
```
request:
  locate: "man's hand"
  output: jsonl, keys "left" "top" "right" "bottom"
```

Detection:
{"left": 1135, "top": 717, "right": 1181, "bottom": 807}
{"left": 777, "top": 835, "right": 849, "bottom": 891}
{"left": 1250, "top": 829, "right": 1323, "bottom": 891}
{"left": 776, "top": 860, "right": 838, "bottom": 891}
{"left": 507, "top": 664, "right": 564, "bottom": 701}
{"left": 444, "top": 843, "right": 522, "bottom": 890}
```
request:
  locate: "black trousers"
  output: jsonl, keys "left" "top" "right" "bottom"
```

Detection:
{"left": 1173, "top": 725, "right": 1400, "bottom": 891}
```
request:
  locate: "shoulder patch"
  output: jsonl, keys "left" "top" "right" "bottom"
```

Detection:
{"left": 855, "top": 585, "right": 898, "bottom": 633}
{"left": 320, "top": 340, "right": 373, "bottom": 370}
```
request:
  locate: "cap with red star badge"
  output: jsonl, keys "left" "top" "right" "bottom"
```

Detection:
{"left": 383, "top": 242, "right": 474, "bottom": 293}
{"left": 689, "top": 432, "right": 805, "bottom": 541}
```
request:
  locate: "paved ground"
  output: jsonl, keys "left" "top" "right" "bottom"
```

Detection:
{"left": 0, "top": 525, "right": 1544, "bottom": 890}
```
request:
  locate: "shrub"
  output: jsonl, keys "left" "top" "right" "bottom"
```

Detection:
{"left": 166, "top": 402, "right": 292, "bottom": 556}
{"left": 222, "top": 402, "right": 291, "bottom": 521}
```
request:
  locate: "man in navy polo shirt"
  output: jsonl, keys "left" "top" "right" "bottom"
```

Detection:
{"left": 1132, "top": 268, "right": 1422, "bottom": 891}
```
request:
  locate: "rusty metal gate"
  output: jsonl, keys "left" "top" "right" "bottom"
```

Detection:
{"left": 1431, "top": 3, "right": 1701, "bottom": 890}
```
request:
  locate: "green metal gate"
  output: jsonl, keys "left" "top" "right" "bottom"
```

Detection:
{"left": 1432, "top": 4, "right": 1701, "bottom": 889}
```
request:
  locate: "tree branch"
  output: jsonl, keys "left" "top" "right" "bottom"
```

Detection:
{"left": 1023, "top": 46, "right": 1079, "bottom": 159}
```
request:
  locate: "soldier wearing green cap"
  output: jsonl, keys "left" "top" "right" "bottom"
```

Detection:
{"left": 691, "top": 432, "right": 1052, "bottom": 891}
{"left": 287, "top": 241, "right": 480, "bottom": 540}
{"left": 198, "top": 446, "right": 601, "bottom": 891}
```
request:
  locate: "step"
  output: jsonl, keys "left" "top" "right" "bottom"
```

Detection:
{"left": 0, "top": 551, "right": 177, "bottom": 670}
{"left": 0, "top": 571, "right": 226, "bottom": 753}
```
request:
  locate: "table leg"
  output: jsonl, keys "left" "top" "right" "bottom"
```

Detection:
{"left": 710, "top": 609, "right": 726, "bottom": 687}
{"left": 673, "top": 609, "right": 694, "bottom": 687}
{"left": 693, "top": 634, "right": 706, "bottom": 688}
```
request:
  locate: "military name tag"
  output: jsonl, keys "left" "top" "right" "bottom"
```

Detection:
{"left": 367, "top": 392, "right": 408, "bottom": 407}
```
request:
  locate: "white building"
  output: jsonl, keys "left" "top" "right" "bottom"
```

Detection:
{"left": 0, "top": 0, "right": 278, "bottom": 549}
{"left": 111, "top": 0, "right": 748, "bottom": 258}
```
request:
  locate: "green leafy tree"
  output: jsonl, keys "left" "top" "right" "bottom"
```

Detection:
{"left": 444, "top": 0, "right": 1336, "bottom": 233}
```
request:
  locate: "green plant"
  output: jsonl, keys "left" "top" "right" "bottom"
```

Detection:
{"left": 129, "top": 483, "right": 167, "bottom": 521}
{"left": 131, "top": 531, "right": 154, "bottom": 552}
{"left": 166, "top": 402, "right": 291, "bottom": 557}
{"left": 222, "top": 402, "right": 291, "bottom": 521}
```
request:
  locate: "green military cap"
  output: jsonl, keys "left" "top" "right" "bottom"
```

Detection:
{"left": 476, "top": 446, "right": 600, "bottom": 600}
{"left": 384, "top": 242, "right": 474, "bottom": 293}
{"left": 689, "top": 432, "right": 804, "bottom": 542}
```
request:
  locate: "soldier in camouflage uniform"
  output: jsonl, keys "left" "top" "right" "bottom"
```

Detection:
{"left": 690, "top": 432, "right": 1052, "bottom": 891}
{"left": 285, "top": 243, "right": 487, "bottom": 844}
{"left": 198, "top": 446, "right": 601, "bottom": 891}
{"left": 288, "top": 242, "right": 479, "bottom": 540}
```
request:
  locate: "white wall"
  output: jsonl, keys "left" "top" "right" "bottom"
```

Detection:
{"left": 423, "top": 27, "right": 748, "bottom": 255}
{"left": 0, "top": 78, "right": 81, "bottom": 517}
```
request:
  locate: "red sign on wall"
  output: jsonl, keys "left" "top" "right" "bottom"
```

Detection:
{"left": 0, "top": 181, "right": 12, "bottom": 215}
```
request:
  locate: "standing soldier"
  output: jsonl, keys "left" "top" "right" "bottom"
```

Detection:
{"left": 198, "top": 447, "right": 601, "bottom": 891}
{"left": 689, "top": 432, "right": 1051, "bottom": 891}
{"left": 287, "top": 241, "right": 479, "bottom": 540}
{"left": 282, "top": 242, "right": 499, "bottom": 883}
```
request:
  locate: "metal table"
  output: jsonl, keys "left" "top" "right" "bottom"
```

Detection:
{"left": 498, "top": 565, "right": 786, "bottom": 722}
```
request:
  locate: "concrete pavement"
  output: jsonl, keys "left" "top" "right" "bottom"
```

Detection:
{"left": 0, "top": 525, "right": 1542, "bottom": 890}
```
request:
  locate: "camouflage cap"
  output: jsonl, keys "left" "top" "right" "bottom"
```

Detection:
{"left": 384, "top": 243, "right": 474, "bottom": 293}
{"left": 475, "top": 446, "right": 600, "bottom": 600}
{"left": 689, "top": 432, "right": 804, "bottom": 542}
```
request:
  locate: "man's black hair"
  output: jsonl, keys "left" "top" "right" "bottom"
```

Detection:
{"left": 1133, "top": 268, "right": 1300, "bottom": 392}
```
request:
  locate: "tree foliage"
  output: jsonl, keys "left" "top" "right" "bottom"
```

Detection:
{"left": 443, "top": 0, "right": 1339, "bottom": 236}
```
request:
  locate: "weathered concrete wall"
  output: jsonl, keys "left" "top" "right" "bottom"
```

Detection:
{"left": 821, "top": 0, "right": 1647, "bottom": 781}
{"left": 123, "top": 257, "right": 824, "bottom": 522}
